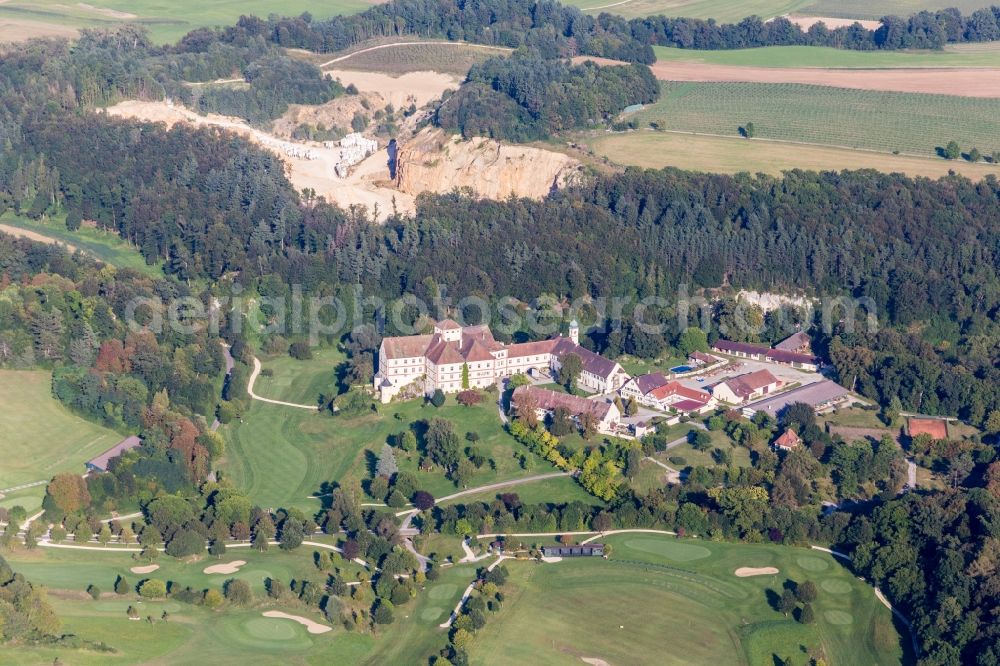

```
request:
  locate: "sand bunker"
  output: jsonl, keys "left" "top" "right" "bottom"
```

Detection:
{"left": 262, "top": 611, "right": 333, "bottom": 634}
{"left": 581, "top": 659, "right": 611, "bottom": 666}
{"left": 541, "top": 556, "right": 563, "bottom": 563}
{"left": 204, "top": 559, "right": 246, "bottom": 575}
{"left": 734, "top": 567, "right": 779, "bottom": 577}
{"left": 130, "top": 564, "right": 160, "bottom": 574}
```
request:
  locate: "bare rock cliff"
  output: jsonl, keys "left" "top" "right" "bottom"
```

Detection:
{"left": 394, "top": 128, "right": 583, "bottom": 200}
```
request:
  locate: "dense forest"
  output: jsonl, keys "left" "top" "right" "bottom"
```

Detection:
{"left": 229, "top": 0, "right": 1000, "bottom": 58}
{"left": 1, "top": 50, "right": 997, "bottom": 426}
{"left": 435, "top": 54, "right": 660, "bottom": 141}
{"left": 0, "top": 21, "right": 998, "bottom": 664}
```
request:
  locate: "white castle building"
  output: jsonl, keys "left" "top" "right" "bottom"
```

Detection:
{"left": 373, "top": 319, "right": 630, "bottom": 403}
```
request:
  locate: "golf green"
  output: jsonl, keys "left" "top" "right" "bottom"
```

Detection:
{"left": 821, "top": 579, "right": 853, "bottom": 595}
{"left": 428, "top": 583, "right": 458, "bottom": 600}
{"left": 244, "top": 618, "right": 299, "bottom": 640}
{"left": 420, "top": 607, "right": 444, "bottom": 621}
{"left": 796, "top": 556, "right": 831, "bottom": 572}
{"left": 825, "top": 610, "right": 855, "bottom": 625}
{"left": 623, "top": 538, "right": 712, "bottom": 562}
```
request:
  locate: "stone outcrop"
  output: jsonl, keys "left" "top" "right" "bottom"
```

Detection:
{"left": 394, "top": 127, "right": 582, "bottom": 200}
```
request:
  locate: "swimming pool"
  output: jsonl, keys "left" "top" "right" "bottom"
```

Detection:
{"left": 670, "top": 365, "right": 693, "bottom": 374}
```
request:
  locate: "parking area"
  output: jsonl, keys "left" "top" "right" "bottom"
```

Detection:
{"left": 673, "top": 355, "right": 823, "bottom": 392}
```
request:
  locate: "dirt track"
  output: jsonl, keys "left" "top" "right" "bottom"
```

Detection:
{"left": 650, "top": 61, "right": 1000, "bottom": 97}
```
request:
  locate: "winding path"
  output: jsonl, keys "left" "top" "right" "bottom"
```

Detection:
{"left": 247, "top": 356, "right": 319, "bottom": 411}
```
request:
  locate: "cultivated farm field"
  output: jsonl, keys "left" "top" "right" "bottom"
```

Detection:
{"left": 470, "top": 534, "right": 905, "bottom": 665}
{"left": 587, "top": 131, "right": 1000, "bottom": 177}
{"left": 654, "top": 43, "right": 1000, "bottom": 68}
{"left": 0, "top": 0, "right": 375, "bottom": 44}
{"left": 323, "top": 41, "right": 510, "bottom": 77}
{"left": 804, "top": 0, "right": 1000, "bottom": 20}
{"left": 561, "top": 0, "right": 815, "bottom": 21}
{"left": 634, "top": 81, "right": 1000, "bottom": 158}
{"left": 0, "top": 370, "right": 122, "bottom": 504}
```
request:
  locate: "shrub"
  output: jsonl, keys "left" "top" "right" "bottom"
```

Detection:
{"left": 288, "top": 341, "right": 313, "bottom": 360}
{"left": 87, "top": 584, "right": 101, "bottom": 600}
{"left": 412, "top": 491, "right": 435, "bottom": 511}
{"left": 430, "top": 389, "right": 446, "bottom": 408}
{"left": 202, "top": 588, "right": 224, "bottom": 609}
{"left": 224, "top": 579, "right": 253, "bottom": 606}
{"left": 456, "top": 390, "right": 481, "bottom": 407}
{"left": 114, "top": 575, "right": 129, "bottom": 595}
{"left": 138, "top": 579, "right": 167, "bottom": 599}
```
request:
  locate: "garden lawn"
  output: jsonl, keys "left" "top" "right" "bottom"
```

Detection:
{"left": 0, "top": 370, "right": 123, "bottom": 491}
{"left": 221, "top": 395, "right": 557, "bottom": 512}
{"left": 469, "top": 535, "right": 905, "bottom": 665}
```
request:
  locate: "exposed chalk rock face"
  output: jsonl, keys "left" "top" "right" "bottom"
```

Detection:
{"left": 394, "top": 127, "right": 583, "bottom": 200}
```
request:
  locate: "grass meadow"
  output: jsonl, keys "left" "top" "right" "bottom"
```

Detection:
{"left": 0, "top": 369, "right": 122, "bottom": 496}
{"left": 470, "top": 534, "right": 906, "bottom": 665}
{"left": 0, "top": 212, "right": 162, "bottom": 276}
{"left": 0, "top": 0, "right": 375, "bottom": 45}
{"left": 654, "top": 42, "right": 1000, "bottom": 67}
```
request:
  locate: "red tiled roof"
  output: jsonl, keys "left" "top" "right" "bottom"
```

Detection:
{"left": 774, "top": 430, "right": 802, "bottom": 449}
{"left": 774, "top": 331, "right": 811, "bottom": 352}
{"left": 908, "top": 417, "right": 948, "bottom": 440}
{"left": 436, "top": 318, "right": 461, "bottom": 330}
{"left": 713, "top": 340, "right": 769, "bottom": 356}
{"left": 507, "top": 339, "right": 559, "bottom": 358}
{"left": 632, "top": 373, "right": 669, "bottom": 394}
{"left": 713, "top": 339, "right": 819, "bottom": 365}
{"left": 672, "top": 399, "right": 707, "bottom": 411}
{"left": 721, "top": 369, "right": 779, "bottom": 398}
{"left": 381, "top": 333, "right": 434, "bottom": 359}
{"left": 552, "top": 338, "right": 620, "bottom": 379}
{"left": 648, "top": 381, "right": 711, "bottom": 404}
{"left": 766, "top": 348, "right": 820, "bottom": 365}
{"left": 512, "top": 385, "right": 615, "bottom": 421}
{"left": 426, "top": 336, "right": 464, "bottom": 365}
{"left": 690, "top": 351, "right": 717, "bottom": 363}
